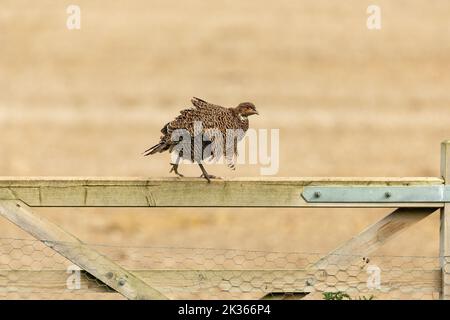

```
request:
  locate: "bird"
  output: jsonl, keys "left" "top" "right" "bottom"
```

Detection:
{"left": 144, "top": 97, "right": 259, "bottom": 182}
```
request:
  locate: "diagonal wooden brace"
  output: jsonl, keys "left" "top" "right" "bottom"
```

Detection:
{"left": 302, "top": 207, "right": 437, "bottom": 299}
{"left": 314, "top": 207, "right": 437, "bottom": 268}
{"left": 0, "top": 200, "right": 168, "bottom": 300}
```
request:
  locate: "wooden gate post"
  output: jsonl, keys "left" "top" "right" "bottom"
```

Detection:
{"left": 440, "top": 140, "right": 450, "bottom": 299}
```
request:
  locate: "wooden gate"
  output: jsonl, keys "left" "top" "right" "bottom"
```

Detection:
{"left": 0, "top": 140, "right": 449, "bottom": 299}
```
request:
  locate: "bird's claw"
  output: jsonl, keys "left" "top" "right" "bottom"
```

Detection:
{"left": 200, "top": 174, "right": 221, "bottom": 183}
{"left": 169, "top": 165, "right": 184, "bottom": 177}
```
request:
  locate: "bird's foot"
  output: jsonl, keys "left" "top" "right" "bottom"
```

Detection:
{"left": 200, "top": 174, "right": 221, "bottom": 183}
{"left": 169, "top": 165, "right": 184, "bottom": 177}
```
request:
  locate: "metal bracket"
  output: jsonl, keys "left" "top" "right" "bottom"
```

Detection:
{"left": 302, "top": 186, "right": 450, "bottom": 203}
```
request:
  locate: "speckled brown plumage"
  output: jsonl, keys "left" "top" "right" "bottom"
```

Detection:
{"left": 144, "top": 97, "right": 258, "bottom": 182}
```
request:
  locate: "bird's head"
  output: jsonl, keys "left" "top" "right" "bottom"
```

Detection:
{"left": 234, "top": 102, "right": 259, "bottom": 117}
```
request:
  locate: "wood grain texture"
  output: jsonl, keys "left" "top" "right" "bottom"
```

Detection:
{"left": 440, "top": 141, "right": 450, "bottom": 299}
{"left": 313, "top": 207, "right": 437, "bottom": 269}
{"left": 0, "top": 177, "right": 444, "bottom": 208}
{"left": 442, "top": 141, "right": 450, "bottom": 182}
{"left": 0, "top": 201, "right": 168, "bottom": 300}
{"left": 0, "top": 269, "right": 440, "bottom": 300}
{"left": 440, "top": 205, "right": 450, "bottom": 300}
{"left": 299, "top": 207, "right": 438, "bottom": 300}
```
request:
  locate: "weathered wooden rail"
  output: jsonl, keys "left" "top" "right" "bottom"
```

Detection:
{"left": 0, "top": 140, "right": 449, "bottom": 300}
{"left": 0, "top": 176, "right": 444, "bottom": 208}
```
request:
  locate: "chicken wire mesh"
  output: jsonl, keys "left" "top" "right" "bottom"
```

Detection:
{"left": 0, "top": 237, "right": 442, "bottom": 300}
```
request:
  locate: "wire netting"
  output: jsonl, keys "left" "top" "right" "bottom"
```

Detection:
{"left": 0, "top": 237, "right": 442, "bottom": 300}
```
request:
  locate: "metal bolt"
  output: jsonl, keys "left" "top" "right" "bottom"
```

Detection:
{"left": 106, "top": 272, "right": 114, "bottom": 279}
{"left": 384, "top": 192, "right": 392, "bottom": 198}
{"left": 118, "top": 278, "right": 126, "bottom": 286}
{"left": 313, "top": 191, "right": 321, "bottom": 198}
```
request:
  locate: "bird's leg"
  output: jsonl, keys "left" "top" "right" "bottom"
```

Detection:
{"left": 169, "top": 156, "right": 184, "bottom": 177}
{"left": 198, "top": 163, "right": 220, "bottom": 183}
{"left": 170, "top": 164, "right": 184, "bottom": 177}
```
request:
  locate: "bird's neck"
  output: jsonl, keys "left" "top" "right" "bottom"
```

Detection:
{"left": 230, "top": 108, "right": 249, "bottom": 123}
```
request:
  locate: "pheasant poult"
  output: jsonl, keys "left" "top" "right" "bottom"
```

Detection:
{"left": 144, "top": 97, "right": 258, "bottom": 182}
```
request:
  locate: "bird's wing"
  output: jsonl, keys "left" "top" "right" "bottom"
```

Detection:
{"left": 191, "top": 97, "right": 224, "bottom": 109}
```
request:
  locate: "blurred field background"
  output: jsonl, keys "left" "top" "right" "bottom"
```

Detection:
{"left": 1, "top": 0, "right": 450, "bottom": 257}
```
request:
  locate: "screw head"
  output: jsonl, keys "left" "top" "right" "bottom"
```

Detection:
{"left": 118, "top": 278, "right": 126, "bottom": 286}
{"left": 384, "top": 192, "right": 392, "bottom": 198}
{"left": 313, "top": 191, "right": 321, "bottom": 198}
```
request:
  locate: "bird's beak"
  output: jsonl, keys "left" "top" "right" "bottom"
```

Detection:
{"left": 252, "top": 110, "right": 259, "bottom": 115}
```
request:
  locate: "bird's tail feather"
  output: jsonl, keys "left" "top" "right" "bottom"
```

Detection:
{"left": 143, "top": 142, "right": 168, "bottom": 156}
